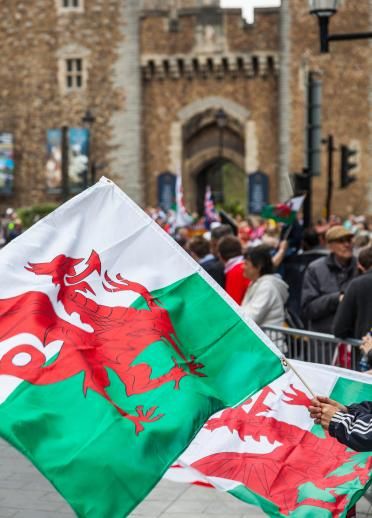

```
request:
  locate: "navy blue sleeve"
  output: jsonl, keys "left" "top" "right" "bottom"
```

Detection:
{"left": 329, "top": 402, "right": 372, "bottom": 452}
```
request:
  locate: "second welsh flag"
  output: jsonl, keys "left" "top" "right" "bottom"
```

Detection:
{"left": 167, "top": 361, "right": 372, "bottom": 517}
{"left": 261, "top": 194, "right": 305, "bottom": 224}
{"left": 0, "top": 178, "right": 285, "bottom": 516}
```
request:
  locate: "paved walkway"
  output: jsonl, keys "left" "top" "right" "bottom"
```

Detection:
{"left": 0, "top": 439, "right": 370, "bottom": 517}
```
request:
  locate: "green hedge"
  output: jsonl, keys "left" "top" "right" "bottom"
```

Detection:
{"left": 17, "top": 203, "right": 59, "bottom": 229}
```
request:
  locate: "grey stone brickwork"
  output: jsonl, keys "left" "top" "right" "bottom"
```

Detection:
{"left": 278, "top": 0, "right": 293, "bottom": 201}
{"left": 109, "top": 0, "right": 144, "bottom": 205}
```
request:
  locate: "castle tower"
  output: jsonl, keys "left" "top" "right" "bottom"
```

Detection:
{"left": 109, "top": 0, "right": 144, "bottom": 205}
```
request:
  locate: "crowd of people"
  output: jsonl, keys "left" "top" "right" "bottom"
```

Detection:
{"left": 146, "top": 206, "right": 372, "bottom": 371}
{"left": 3, "top": 203, "right": 372, "bottom": 369}
{"left": 0, "top": 208, "right": 23, "bottom": 246}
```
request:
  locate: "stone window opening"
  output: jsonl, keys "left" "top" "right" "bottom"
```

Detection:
{"left": 65, "top": 58, "right": 84, "bottom": 90}
{"left": 57, "top": 0, "right": 84, "bottom": 13}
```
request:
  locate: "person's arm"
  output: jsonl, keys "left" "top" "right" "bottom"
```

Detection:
{"left": 310, "top": 397, "right": 372, "bottom": 452}
{"left": 361, "top": 335, "right": 372, "bottom": 356}
{"left": 301, "top": 266, "right": 339, "bottom": 322}
{"left": 329, "top": 402, "right": 372, "bottom": 452}
{"left": 272, "top": 240, "right": 288, "bottom": 269}
{"left": 241, "top": 282, "right": 270, "bottom": 325}
{"left": 333, "top": 283, "right": 356, "bottom": 339}
{"left": 309, "top": 396, "right": 346, "bottom": 425}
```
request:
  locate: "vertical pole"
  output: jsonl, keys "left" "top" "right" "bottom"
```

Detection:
{"left": 219, "top": 125, "right": 225, "bottom": 160}
{"left": 325, "top": 135, "right": 334, "bottom": 220}
{"left": 91, "top": 161, "right": 96, "bottom": 185}
{"left": 86, "top": 127, "right": 92, "bottom": 188}
{"left": 61, "top": 126, "right": 69, "bottom": 202}
{"left": 218, "top": 125, "right": 224, "bottom": 204}
{"left": 305, "top": 76, "right": 313, "bottom": 228}
{"left": 302, "top": 168, "right": 312, "bottom": 229}
{"left": 305, "top": 72, "right": 322, "bottom": 227}
{"left": 318, "top": 16, "right": 330, "bottom": 53}
{"left": 278, "top": 0, "right": 293, "bottom": 201}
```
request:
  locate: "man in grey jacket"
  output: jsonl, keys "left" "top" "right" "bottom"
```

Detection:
{"left": 301, "top": 226, "right": 358, "bottom": 334}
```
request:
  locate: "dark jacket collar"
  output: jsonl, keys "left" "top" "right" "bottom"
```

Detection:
{"left": 326, "top": 253, "right": 357, "bottom": 272}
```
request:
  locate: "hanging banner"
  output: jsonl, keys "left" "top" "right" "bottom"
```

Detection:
{"left": 248, "top": 171, "right": 269, "bottom": 214}
{"left": 69, "top": 128, "right": 90, "bottom": 193}
{"left": 0, "top": 133, "right": 15, "bottom": 195}
{"left": 46, "top": 129, "right": 62, "bottom": 192}
{"left": 45, "top": 128, "right": 90, "bottom": 193}
{"left": 157, "top": 172, "right": 176, "bottom": 211}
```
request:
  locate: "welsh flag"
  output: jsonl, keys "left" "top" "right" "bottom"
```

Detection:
{"left": 261, "top": 194, "right": 305, "bottom": 224}
{"left": 0, "top": 178, "right": 285, "bottom": 516}
{"left": 166, "top": 361, "right": 372, "bottom": 517}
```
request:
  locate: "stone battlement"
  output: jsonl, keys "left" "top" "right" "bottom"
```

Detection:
{"left": 141, "top": 51, "right": 279, "bottom": 80}
{"left": 140, "top": 6, "right": 280, "bottom": 62}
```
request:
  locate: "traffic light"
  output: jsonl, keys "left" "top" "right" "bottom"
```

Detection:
{"left": 340, "top": 145, "right": 357, "bottom": 188}
{"left": 307, "top": 73, "right": 322, "bottom": 177}
{"left": 292, "top": 171, "right": 310, "bottom": 195}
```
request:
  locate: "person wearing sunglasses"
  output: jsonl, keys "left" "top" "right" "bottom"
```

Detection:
{"left": 301, "top": 226, "right": 358, "bottom": 335}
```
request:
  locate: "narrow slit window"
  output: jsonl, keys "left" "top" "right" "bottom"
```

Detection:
{"left": 59, "top": 0, "right": 83, "bottom": 12}
{"left": 64, "top": 58, "right": 84, "bottom": 90}
{"left": 63, "top": 0, "right": 79, "bottom": 7}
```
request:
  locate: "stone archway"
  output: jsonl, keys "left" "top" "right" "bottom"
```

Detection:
{"left": 194, "top": 157, "right": 246, "bottom": 215}
{"left": 169, "top": 96, "right": 258, "bottom": 212}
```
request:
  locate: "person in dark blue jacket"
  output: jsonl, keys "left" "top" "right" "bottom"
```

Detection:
{"left": 309, "top": 396, "right": 372, "bottom": 452}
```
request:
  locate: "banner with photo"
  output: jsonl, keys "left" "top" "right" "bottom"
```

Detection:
{"left": 0, "top": 133, "right": 15, "bottom": 195}
{"left": 45, "top": 129, "right": 62, "bottom": 192}
{"left": 45, "top": 128, "right": 90, "bottom": 193}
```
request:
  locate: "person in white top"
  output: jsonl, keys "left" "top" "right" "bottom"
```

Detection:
{"left": 241, "top": 245, "right": 289, "bottom": 328}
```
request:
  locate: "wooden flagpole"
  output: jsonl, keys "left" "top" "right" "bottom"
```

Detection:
{"left": 281, "top": 356, "right": 317, "bottom": 398}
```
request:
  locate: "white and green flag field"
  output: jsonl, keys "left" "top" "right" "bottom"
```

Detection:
{"left": 166, "top": 361, "right": 372, "bottom": 517}
{"left": 0, "top": 178, "right": 285, "bottom": 516}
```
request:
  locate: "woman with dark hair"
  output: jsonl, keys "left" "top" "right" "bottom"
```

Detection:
{"left": 241, "top": 245, "right": 289, "bottom": 336}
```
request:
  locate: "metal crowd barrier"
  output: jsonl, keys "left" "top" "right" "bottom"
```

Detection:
{"left": 262, "top": 325, "right": 362, "bottom": 371}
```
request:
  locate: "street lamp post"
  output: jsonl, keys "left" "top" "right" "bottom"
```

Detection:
{"left": 214, "top": 108, "right": 227, "bottom": 204}
{"left": 216, "top": 108, "right": 227, "bottom": 158}
{"left": 81, "top": 109, "right": 96, "bottom": 187}
{"left": 309, "top": 0, "right": 372, "bottom": 53}
{"left": 323, "top": 134, "right": 335, "bottom": 221}
{"left": 61, "top": 125, "right": 69, "bottom": 202}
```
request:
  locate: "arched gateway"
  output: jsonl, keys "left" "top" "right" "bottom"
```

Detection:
{"left": 176, "top": 97, "right": 249, "bottom": 213}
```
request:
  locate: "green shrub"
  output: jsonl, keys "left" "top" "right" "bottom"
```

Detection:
{"left": 217, "top": 200, "right": 245, "bottom": 219}
{"left": 17, "top": 203, "right": 59, "bottom": 229}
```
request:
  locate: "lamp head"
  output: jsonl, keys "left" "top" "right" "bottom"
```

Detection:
{"left": 215, "top": 108, "right": 227, "bottom": 129}
{"left": 82, "top": 109, "right": 95, "bottom": 127}
{"left": 309, "top": 0, "right": 338, "bottom": 17}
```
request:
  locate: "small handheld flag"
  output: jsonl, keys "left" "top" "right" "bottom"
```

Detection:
{"left": 204, "top": 185, "right": 220, "bottom": 228}
{"left": 261, "top": 194, "right": 305, "bottom": 224}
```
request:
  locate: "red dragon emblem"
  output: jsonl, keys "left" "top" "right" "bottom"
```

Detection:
{"left": 191, "top": 385, "right": 372, "bottom": 516}
{"left": 274, "top": 203, "right": 292, "bottom": 219}
{"left": 0, "top": 251, "right": 205, "bottom": 434}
